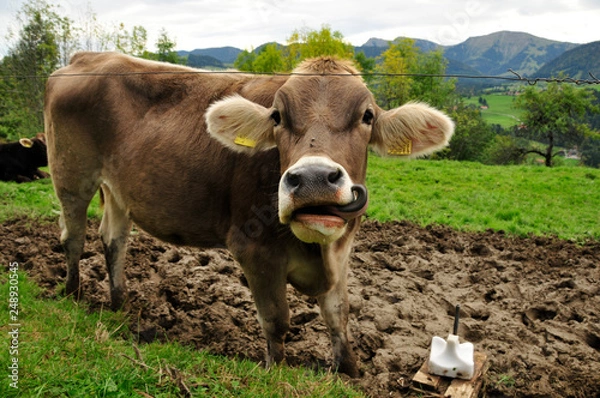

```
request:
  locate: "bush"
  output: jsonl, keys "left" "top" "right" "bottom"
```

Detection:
{"left": 581, "top": 136, "right": 600, "bottom": 168}
{"left": 482, "top": 135, "right": 525, "bottom": 165}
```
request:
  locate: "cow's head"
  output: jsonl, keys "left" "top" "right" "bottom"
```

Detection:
{"left": 19, "top": 132, "right": 48, "bottom": 167}
{"left": 206, "top": 57, "right": 453, "bottom": 244}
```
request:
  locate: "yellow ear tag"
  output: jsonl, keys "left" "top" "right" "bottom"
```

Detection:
{"left": 387, "top": 140, "right": 412, "bottom": 156}
{"left": 234, "top": 136, "right": 257, "bottom": 148}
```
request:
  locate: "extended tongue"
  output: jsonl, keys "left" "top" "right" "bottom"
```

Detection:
{"left": 327, "top": 184, "right": 369, "bottom": 220}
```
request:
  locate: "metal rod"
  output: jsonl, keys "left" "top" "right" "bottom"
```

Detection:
{"left": 453, "top": 304, "right": 460, "bottom": 335}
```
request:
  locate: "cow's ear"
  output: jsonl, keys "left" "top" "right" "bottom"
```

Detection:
{"left": 19, "top": 138, "right": 34, "bottom": 148}
{"left": 370, "top": 102, "right": 454, "bottom": 158}
{"left": 205, "top": 95, "right": 276, "bottom": 153}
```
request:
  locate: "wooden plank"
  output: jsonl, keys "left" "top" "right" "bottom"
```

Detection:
{"left": 412, "top": 359, "right": 442, "bottom": 391}
{"left": 411, "top": 351, "right": 488, "bottom": 398}
{"left": 443, "top": 352, "right": 488, "bottom": 398}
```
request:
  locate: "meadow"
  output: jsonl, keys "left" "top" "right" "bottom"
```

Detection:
{"left": 463, "top": 94, "right": 522, "bottom": 127}
{"left": 1, "top": 159, "right": 599, "bottom": 397}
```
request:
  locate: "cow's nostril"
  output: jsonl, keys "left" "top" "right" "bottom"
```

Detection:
{"left": 286, "top": 172, "right": 301, "bottom": 188}
{"left": 328, "top": 169, "right": 343, "bottom": 184}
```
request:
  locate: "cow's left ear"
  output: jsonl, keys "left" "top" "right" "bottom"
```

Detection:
{"left": 370, "top": 102, "right": 454, "bottom": 158}
{"left": 19, "top": 138, "right": 34, "bottom": 148}
{"left": 205, "top": 95, "right": 276, "bottom": 153}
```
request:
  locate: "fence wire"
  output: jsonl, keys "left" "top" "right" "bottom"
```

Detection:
{"left": 6, "top": 69, "right": 600, "bottom": 85}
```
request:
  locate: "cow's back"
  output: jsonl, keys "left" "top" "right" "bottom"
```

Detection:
{"left": 45, "top": 52, "right": 288, "bottom": 247}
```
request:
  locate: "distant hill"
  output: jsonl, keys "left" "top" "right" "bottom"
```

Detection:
{"left": 535, "top": 41, "right": 600, "bottom": 79}
{"left": 443, "top": 31, "right": 579, "bottom": 76}
{"left": 178, "top": 31, "right": 591, "bottom": 84}
{"left": 178, "top": 46, "right": 242, "bottom": 65}
{"left": 355, "top": 37, "right": 440, "bottom": 58}
{"left": 184, "top": 54, "right": 224, "bottom": 69}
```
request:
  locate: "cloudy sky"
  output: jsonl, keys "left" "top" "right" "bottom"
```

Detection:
{"left": 1, "top": 0, "right": 599, "bottom": 55}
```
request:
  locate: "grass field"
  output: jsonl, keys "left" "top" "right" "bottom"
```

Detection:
{"left": 464, "top": 94, "right": 522, "bottom": 128}
{"left": 366, "top": 158, "right": 600, "bottom": 241}
{"left": 1, "top": 159, "right": 599, "bottom": 396}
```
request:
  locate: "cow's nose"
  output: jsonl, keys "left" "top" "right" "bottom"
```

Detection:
{"left": 284, "top": 164, "right": 344, "bottom": 193}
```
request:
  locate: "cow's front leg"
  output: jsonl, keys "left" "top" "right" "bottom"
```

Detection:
{"left": 242, "top": 259, "right": 290, "bottom": 368}
{"left": 317, "top": 261, "right": 359, "bottom": 378}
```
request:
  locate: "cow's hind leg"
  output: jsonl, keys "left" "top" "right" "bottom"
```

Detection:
{"left": 55, "top": 184, "right": 98, "bottom": 300}
{"left": 99, "top": 184, "right": 132, "bottom": 310}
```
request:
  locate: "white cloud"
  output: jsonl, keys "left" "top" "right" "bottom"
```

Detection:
{"left": 0, "top": 0, "right": 598, "bottom": 56}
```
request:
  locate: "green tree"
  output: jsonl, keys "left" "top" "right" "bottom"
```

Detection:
{"left": 155, "top": 28, "right": 180, "bottom": 64}
{"left": 353, "top": 51, "right": 375, "bottom": 85}
{"left": 253, "top": 43, "right": 285, "bottom": 73}
{"left": 130, "top": 25, "right": 148, "bottom": 57}
{"left": 580, "top": 135, "right": 600, "bottom": 168}
{"left": 372, "top": 39, "right": 455, "bottom": 109}
{"left": 285, "top": 25, "right": 354, "bottom": 69}
{"left": 411, "top": 49, "right": 455, "bottom": 109}
{"left": 514, "top": 82, "right": 598, "bottom": 167}
{"left": 234, "top": 48, "right": 257, "bottom": 72}
{"left": 234, "top": 25, "right": 356, "bottom": 73}
{"left": 0, "top": 0, "right": 70, "bottom": 140}
{"left": 439, "top": 103, "right": 495, "bottom": 162}
{"left": 372, "top": 38, "right": 417, "bottom": 108}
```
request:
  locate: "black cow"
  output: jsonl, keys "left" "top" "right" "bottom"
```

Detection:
{"left": 0, "top": 133, "right": 49, "bottom": 183}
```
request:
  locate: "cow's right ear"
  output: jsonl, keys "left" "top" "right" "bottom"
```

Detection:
{"left": 205, "top": 95, "right": 276, "bottom": 153}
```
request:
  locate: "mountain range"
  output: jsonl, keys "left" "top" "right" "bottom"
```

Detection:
{"left": 178, "top": 31, "right": 598, "bottom": 84}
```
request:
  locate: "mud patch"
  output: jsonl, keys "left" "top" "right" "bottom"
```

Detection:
{"left": 1, "top": 218, "right": 599, "bottom": 397}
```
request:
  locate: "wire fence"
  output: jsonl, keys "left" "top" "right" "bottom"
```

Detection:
{"left": 10, "top": 69, "right": 600, "bottom": 86}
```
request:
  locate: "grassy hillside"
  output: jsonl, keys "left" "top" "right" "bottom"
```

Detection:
{"left": 464, "top": 94, "right": 521, "bottom": 127}
{"left": 365, "top": 158, "right": 599, "bottom": 241}
{"left": 536, "top": 41, "right": 600, "bottom": 79}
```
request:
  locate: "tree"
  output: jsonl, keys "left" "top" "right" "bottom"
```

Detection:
{"left": 372, "top": 38, "right": 455, "bottom": 110}
{"left": 580, "top": 134, "right": 600, "bottom": 168}
{"left": 411, "top": 48, "right": 455, "bottom": 109}
{"left": 514, "top": 82, "right": 598, "bottom": 167}
{"left": 372, "top": 38, "right": 417, "bottom": 109}
{"left": 435, "top": 102, "right": 495, "bottom": 162}
{"left": 253, "top": 43, "right": 285, "bottom": 73}
{"left": 0, "top": 0, "right": 71, "bottom": 140}
{"left": 234, "top": 25, "right": 356, "bottom": 73}
{"left": 234, "top": 49, "right": 257, "bottom": 72}
{"left": 285, "top": 25, "right": 354, "bottom": 70}
{"left": 155, "top": 28, "right": 180, "bottom": 64}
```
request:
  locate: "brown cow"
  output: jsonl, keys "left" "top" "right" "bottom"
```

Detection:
{"left": 44, "top": 52, "right": 453, "bottom": 377}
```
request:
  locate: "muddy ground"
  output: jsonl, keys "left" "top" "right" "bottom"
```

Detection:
{"left": 1, "top": 217, "right": 599, "bottom": 397}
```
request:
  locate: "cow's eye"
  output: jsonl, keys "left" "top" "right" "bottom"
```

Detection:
{"left": 271, "top": 109, "right": 281, "bottom": 126}
{"left": 362, "top": 109, "right": 374, "bottom": 125}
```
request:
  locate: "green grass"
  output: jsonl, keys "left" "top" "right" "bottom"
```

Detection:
{"left": 0, "top": 271, "right": 364, "bottom": 397}
{"left": 365, "top": 158, "right": 600, "bottom": 241}
{"left": 2, "top": 159, "right": 599, "bottom": 241}
{"left": 0, "top": 177, "right": 101, "bottom": 222}
{"left": 464, "top": 94, "right": 522, "bottom": 127}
